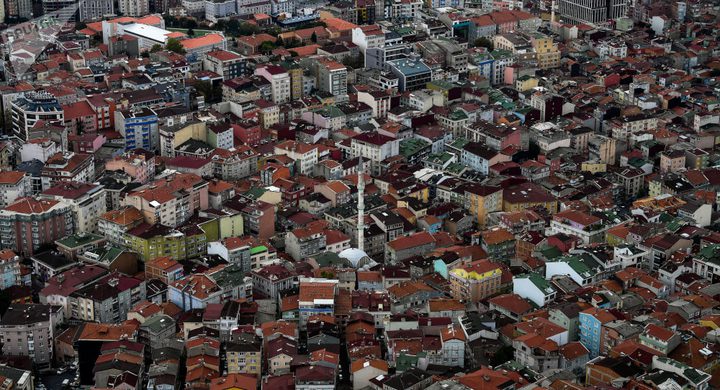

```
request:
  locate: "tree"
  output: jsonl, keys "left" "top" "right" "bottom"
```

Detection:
{"left": 237, "top": 22, "right": 260, "bottom": 36}
{"left": 150, "top": 44, "right": 163, "bottom": 53}
{"left": 194, "top": 80, "right": 222, "bottom": 104}
{"left": 166, "top": 38, "right": 186, "bottom": 54}
{"left": 187, "top": 27, "right": 195, "bottom": 37}
{"left": 311, "top": 31, "right": 318, "bottom": 43}
{"left": 276, "top": 36, "right": 284, "bottom": 47}
{"left": 184, "top": 18, "right": 198, "bottom": 29}
{"left": 474, "top": 37, "right": 494, "bottom": 50}
{"left": 226, "top": 19, "right": 242, "bottom": 36}
{"left": 258, "top": 40, "right": 276, "bottom": 54}
{"left": 489, "top": 346, "right": 515, "bottom": 366}
{"left": 342, "top": 52, "right": 364, "bottom": 69}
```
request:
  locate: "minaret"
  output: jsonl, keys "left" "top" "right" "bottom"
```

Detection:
{"left": 357, "top": 157, "right": 365, "bottom": 252}
{"left": 551, "top": 0, "right": 556, "bottom": 24}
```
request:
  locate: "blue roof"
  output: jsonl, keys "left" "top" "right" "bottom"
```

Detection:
{"left": 388, "top": 58, "right": 431, "bottom": 76}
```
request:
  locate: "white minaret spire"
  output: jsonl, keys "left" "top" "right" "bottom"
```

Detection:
{"left": 551, "top": 0, "right": 556, "bottom": 24}
{"left": 357, "top": 156, "right": 365, "bottom": 252}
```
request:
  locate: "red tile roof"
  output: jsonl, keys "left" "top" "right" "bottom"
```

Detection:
{"left": 4, "top": 197, "right": 61, "bottom": 214}
{"left": 0, "top": 171, "right": 25, "bottom": 185}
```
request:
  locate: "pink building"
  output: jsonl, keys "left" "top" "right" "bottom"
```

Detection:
{"left": 69, "top": 133, "right": 107, "bottom": 154}
{"left": 105, "top": 149, "right": 156, "bottom": 184}
{"left": 63, "top": 100, "right": 98, "bottom": 135}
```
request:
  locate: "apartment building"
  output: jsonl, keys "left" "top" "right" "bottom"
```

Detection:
{"left": 0, "top": 198, "right": 74, "bottom": 256}
{"left": 11, "top": 91, "right": 64, "bottom": 141}
{"left": 40, "top": 182, "right": 106, "bottom": 234}
{"left": 98, "top": 206, "right": 145, "bottom": 246}
{"left": 316, "top": 59, "right": 348, "bottom": 98}
{"left": 255, "top": 65, "right": 292, "bottom": 104}
{"left": 299, "top": 278, "right": 338, "bottom": 329}
{"left": 0, "top": 172, "right": 29, "bottom": 209}
{"left": 448, "top": 260, "right": 503, "bottom": 302}
{"left": 69, "top": 272, "right": 146, "bottom": 323}
{"left": 105, "top": 149, "right": 156, "bottom": 184}
{"left": 123, "top": 172, "right": 209, "bottom": 228}
{"left": 0, "top": 304, "right": 64, "bottom": 369}
{"left": 40, "top": 152, "right": 95, "bottom": 192}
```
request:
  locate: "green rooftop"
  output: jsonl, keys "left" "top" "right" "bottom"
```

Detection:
{"left": 446, "top": 162, "right": 466, "bottom": 174}
{"left": 244, "top": 187, "right": 266, "bottom": 200}
{"left": 250, "top": 245, "right": 268, "bottom": 255}
{"left": 56, "top": 233, "right": 104, "bottom": 249}
{"left": 316, "top": 105, "right": 345, "bottom": 118}
{"left": 539, "top": 245, "right": 562, "bottom": 260}
{"left": 448, "top": 110, "right": 469, "bottom": 121}
{"left": 425, "top": 152, "right": 454, "bottom": 165}
{"left": 212, "top": 263, "right": 247, "bottom": 285}
{"left": 553, "top": 255, "right": 593, "bottom": 278}
{"left": 400, "top": 138, "right": 431, "bottom": 158}
{"left": 490, "top": 49, "right": 513, "bottom": 59}
{"left": 141, "top": 314, "right": 174, "bottom": 333}
{"left": 84, "top": 246, "right": 124, "bottom": 264}
{"left": 696, "top": 244, "right": 720, "bottom": 265}
{"left": 518, "top": 273, "right": 555, "bottom": 295}
{"left": 448, "top": 137, "right": 469, "bottom": 150}
{"left": 427, "top": 80, "right": 455, "bottom": 91}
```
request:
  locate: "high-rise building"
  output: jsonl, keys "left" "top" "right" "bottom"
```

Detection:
{"left": 558, "top": 0, "right": 627, "bottom": 25}
{"left": 118, "top": 0, "right": 150, "bottom": 16}
{"left": 5, "top": 0, "right": 32, "bottom": 19}
{"left": 0, "top": 197, "right": 75, "bottom": 256}
{"left": 11, "top": 92, "right": 64, "bottom": 141}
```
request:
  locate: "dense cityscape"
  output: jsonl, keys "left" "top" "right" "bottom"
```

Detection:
{"left": 0, "top": 0, "right": 716, "bottom": 389}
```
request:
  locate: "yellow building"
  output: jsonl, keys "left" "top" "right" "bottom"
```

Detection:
{"left": 216, "top": 213, "right": 244, "bottom": 239}
{"left": 226, "top": 341, "right": 262, "bottom": 376}
{"left": 449, "top": 260, "right": 503, "bottom": 302}
{"left": 159, "top": 121, "right": 207, "bottom": 157}
{"left": 581, "top": 161, "right": 607, "bottom": 173}
{"left": 462, "top": 185, "right": 502, "bottom": 227}
{"left": 515, "top": 75, "right": 538, "bottom": 92}
{"left": 531, "top": 33, "right": 561, "bottom": 69}
{"left": 699, "top": 315, "right": 720, "bottom": 330}
{"left": 502, "top": 183, "right": 558, "bottom": 214}
{"left": 124, "top": 218, "right": 219, "bottom": 262}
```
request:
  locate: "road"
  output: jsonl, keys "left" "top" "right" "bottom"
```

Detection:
{"left": 38, "top": 368, "right": 76, "bottom": 389}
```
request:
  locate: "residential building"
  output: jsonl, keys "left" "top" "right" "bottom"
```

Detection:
{"left": 0, "top": 198, "right": 74, "bottom": 256}
{"left": 40, "top": 182, "right": 106, "bottom": 234}
{"left": 448, "top": 260, "right": 503, "bottom": 302}
{"left": 69, "top": 272, "right": 146, "bottom": 323}
{"left": 579, "top": 308, "right": 616, "bottom": 358}
{"left": 11, "top": 91, "right": 64, "bottom": 141}
{"left": 123, "top": 172, "right": 209, "bottom": 228}
{"left": 0, "top": 172, "right": 29, "bottom": 209}
{"left": 513, "top": 273, "right": 557, "bottom": 307}
{"left": 0, "top": 304, "right": 63, "bottom": 369}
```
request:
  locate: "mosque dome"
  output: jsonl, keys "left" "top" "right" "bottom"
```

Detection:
{"left": 339, "top": 248, "right": 371, "bottom": 268}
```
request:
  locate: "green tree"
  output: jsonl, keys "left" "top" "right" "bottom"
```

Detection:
{"left": 194, "top": 81, "right": 222, "bottom": 103}
{"left": 166, "top": 37, "right": 186, "bottom": 54}
{"left": 184, "top": 18, "right": 198, "bottom": 29}
{"left": 474, "top": 37, "right": 494, "bottom": 50}
{"left": 258, "top": 40, "right": 276, "bottom": 54}
{"left": 187, "top": 27, "right": 195, "bottom": 37}
{"left": 150, "top": 44, "right": 163, "bottom": 53}
{"left": 311, "top": 31, "right": 318, "bottom": 43}
{"left": 226, "top": 19, "right": 241, "bottom": 35}
{"left": 489, "top": 346, "right": 515, "bottom": 366}
{"left": 238, "top": 22, "right": 260, "bottom": 36}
